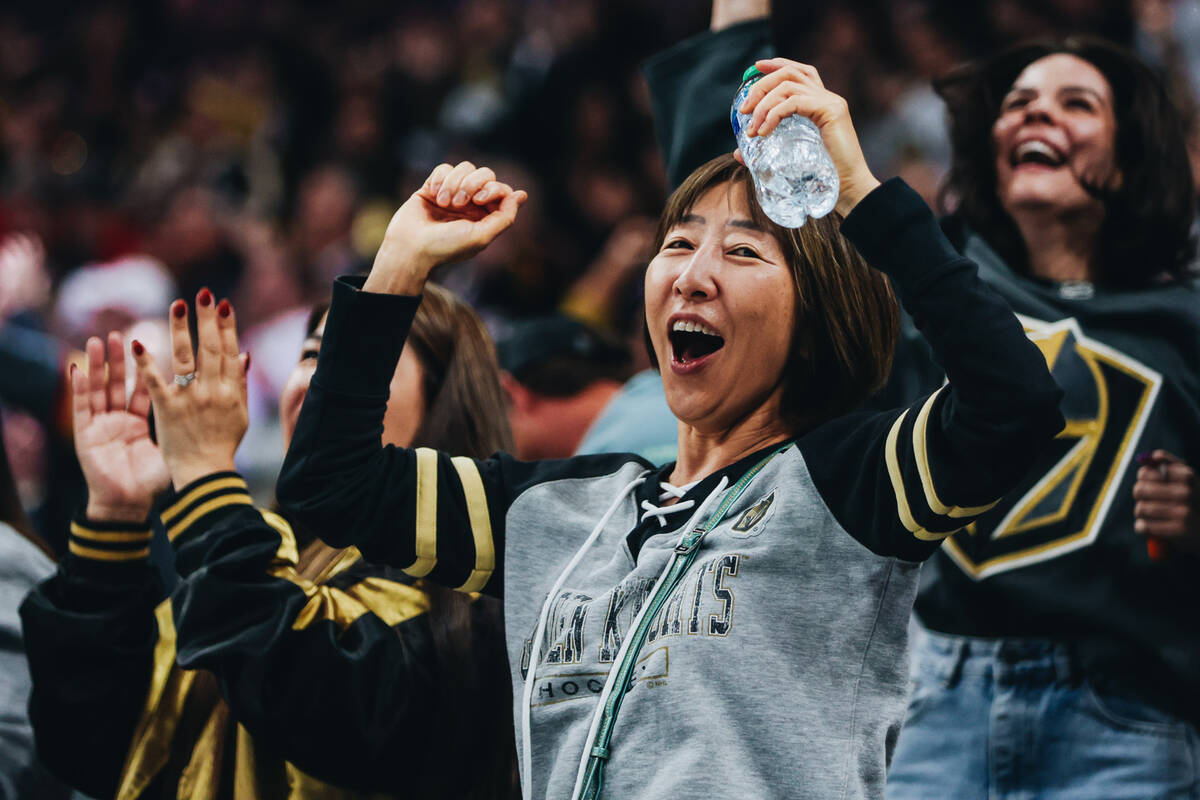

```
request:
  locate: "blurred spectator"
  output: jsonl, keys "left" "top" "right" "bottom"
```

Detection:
{"left": 53, "top": 255, "right": 176, "bottom": 347}
{"left": 496, "top": 314, "right": 632, "bottom": 459}
{"left": 0, "top": 416, "right": 71, "bottom": 798}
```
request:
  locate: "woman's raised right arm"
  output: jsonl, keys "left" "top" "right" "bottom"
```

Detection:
{"left": 277, "top": 164, "right": 527, "bottom": 594}
{"left": 276, "top": 278, "right": 510, "bottom": 594}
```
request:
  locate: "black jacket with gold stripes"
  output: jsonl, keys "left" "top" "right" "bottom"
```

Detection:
{"left": 20, "top": 474, "right": 517, "bottom": 799}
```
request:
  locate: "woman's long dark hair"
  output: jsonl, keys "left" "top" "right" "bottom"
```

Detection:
{"left": 936, "top": 36, "right": 1196, "bottom": 288}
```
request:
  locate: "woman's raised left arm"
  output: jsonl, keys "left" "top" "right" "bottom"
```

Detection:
{"left": 801, "top": 176, "right": 1064, "bottom": 559}
{"left": 742, "top": 58, "right": 1064, "bottom": 558}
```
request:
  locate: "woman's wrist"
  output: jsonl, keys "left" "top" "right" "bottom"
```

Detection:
{"left": 363, "top": 241, "right": 435, "bottom": 296}
{"left": 711, "top": 0, "right": 770, "bottom": 31}
{"left": 835, "top": 173, "right": 882, "bottom": 218}
{"left": 169, "top": 459, "right": 238, "bottom": 491}
{"left": 84, "top": 500, "right": 152, "bottom": 523}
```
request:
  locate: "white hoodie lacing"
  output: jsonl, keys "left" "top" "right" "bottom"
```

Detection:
{"left": 639, "top": 480, "right": 699, "bottom": 527}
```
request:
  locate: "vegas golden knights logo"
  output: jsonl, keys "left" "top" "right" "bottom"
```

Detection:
{"left": 732, "top": 490, "right": 775, "bottom": 535}
{"left": 943, "top": 315, "right": 1160, "bottom": 580}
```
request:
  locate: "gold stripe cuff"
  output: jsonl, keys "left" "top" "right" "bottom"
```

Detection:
{"left": 408, "top": 448, "right": 439, "bottom": 578}
{"left": 161, "top": 476, "right": 249, "bottom": 525}
{"left": 913, "top": 389, "right": 1000, "bottom": 519}
{"left": 451, "top": 456, "right": 495, "bottom": 592}
{"left": 166, "top": 493, "right": 253, "bottom": 541}
{"left": 70, "top": 521, "right": 152, "bottom": 543}
{"left": 885, "top": 411, "right": 955, "bottom": 541}
{"left": 70, "top": 541, "right": 151, "bottom": 561}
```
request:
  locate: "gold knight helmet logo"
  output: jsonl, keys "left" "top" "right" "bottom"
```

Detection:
{"left": 732, "top": 490, "right": 776, "bottom": 535}
{"left": 942, "top": 315, "right": 1161, "bottom": 580}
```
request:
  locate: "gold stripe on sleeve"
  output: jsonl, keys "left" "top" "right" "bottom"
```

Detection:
{"left": 69, "top": 521, "right": 152, "bottom": 543}
{"left": 407, "top": 447, "right": 439, "bottom": 577}
{"left": 451, "top": 456, "right": 495, "bottom": 592}
{"left": 912, "top": 389, "right": 1000, "bottom": 519}
{"left": 885, "top": 411, "right": 954, "bottom": 542}
{"left": 166, "top": 493, "right": 254, "bottom": 541}
{"left": 69, "top": 541, "right": 151, "bottom": 561}
{"left": 161, "top": 476, "right": 249, "bottom": 525}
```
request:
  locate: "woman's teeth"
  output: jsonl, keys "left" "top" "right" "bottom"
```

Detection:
{"left": 671, "top": 319, "right": 720, "bottom": 337}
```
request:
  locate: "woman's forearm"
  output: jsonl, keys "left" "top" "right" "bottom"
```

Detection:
{"left": 841, "top": 179, "right": 1063, "bottom": 427}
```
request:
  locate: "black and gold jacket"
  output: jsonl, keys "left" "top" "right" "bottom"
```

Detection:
{"left": 20, "top": 474, "right": 516, "bottom": 799}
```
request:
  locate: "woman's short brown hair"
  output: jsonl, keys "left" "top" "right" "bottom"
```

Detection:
{"left": 647, "top": 154, "right": 899, "bottom": 431}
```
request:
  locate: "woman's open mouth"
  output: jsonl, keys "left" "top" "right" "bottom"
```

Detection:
{"left": 668, "top": 319, "right": 725, "bottom": 374}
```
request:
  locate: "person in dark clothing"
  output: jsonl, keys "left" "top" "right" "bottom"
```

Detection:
{"left": 0, "top": 418, "right": 71, "bottom": 799}
{"left": 254, "top": 70, "right": 1061, "bottom": 799}
{"left": 643, "top": 5, "right": 1200, "bottom": 797}
{"left": 21, "top": 285, "right": 520, "bottom": 799}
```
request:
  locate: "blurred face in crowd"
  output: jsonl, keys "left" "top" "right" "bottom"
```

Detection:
{"left": 992, "top": 54, "right": 1119, "bottom": 222}
{"left": 644, "top": 181, "right": 795, "bottom": 435}
{"left": 279, "top": 313, "right": 425, "bottom": 450}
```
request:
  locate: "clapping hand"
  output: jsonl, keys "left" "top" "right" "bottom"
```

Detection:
{"left": 72, "top": 332, "right": 169, "bottom": 521}
{"left": 131, "top": 289, "right": 250, "bottom": 490}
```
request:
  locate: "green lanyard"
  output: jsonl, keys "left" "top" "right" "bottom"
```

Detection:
{"left": 576, "top": 445, "right": 788, "bottom": 800}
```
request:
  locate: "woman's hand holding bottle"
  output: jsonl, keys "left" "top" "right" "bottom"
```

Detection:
{"left": 736, "top": 58, "right": 880, "bottom": 217}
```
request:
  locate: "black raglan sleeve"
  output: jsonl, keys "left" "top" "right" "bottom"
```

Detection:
{"left": 800, "top": 179, "right": 1065, "bottom": 561}
{"left": 642, "top": 19, "right": 776, "bottom": 190}
{"left": 163, "top": 472, "right": 501, "bottom": 792}
{"left": 19, "top": 517, "right": 164, "bottom": 799}
{"left": 276, "top": 276, "right": 519, "bottom": 596}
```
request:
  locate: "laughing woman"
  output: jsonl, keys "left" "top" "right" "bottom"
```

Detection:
{"left": 273, "top": 68, "right": 1063, "bottom": 800}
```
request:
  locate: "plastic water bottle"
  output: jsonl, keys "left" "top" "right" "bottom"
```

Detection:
{"left": 731, "top": 65, "right": 839, "bottom": 228}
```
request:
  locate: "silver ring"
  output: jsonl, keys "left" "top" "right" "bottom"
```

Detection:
{"left": 174, "top": 372, "right": 197, "bottom": 387}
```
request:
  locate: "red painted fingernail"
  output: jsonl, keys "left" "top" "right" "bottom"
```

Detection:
{"left": 1136, "top": 451, "right": 1152, "bottom": 465}
{"left": 198, "top": 288, "right": 213, "bottom": 307}
{"left": 1148, "top": 537, "right": 1166, "bottom": 561}
{"left": 218, "top": 299, "right": 231, "bottom": 318}
{"left": 244, "top": 352, "right": 251, "bottom": 372}
{"left": 131, "top": 340, "right": 145, "bottom": 356}
{"left": 172, "top": 300, "right": 187, "bottom": 319}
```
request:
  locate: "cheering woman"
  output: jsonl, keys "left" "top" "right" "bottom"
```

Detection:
{"left": 644, "top": 5, "right": 1200, "bottom": 793}
{"left": 183, "top": 67, "right": 1066, "bottom": 799}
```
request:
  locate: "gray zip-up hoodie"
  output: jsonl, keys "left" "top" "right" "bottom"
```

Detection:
{"left": 278, "top": 179, "right": 1064, "bottom": 799}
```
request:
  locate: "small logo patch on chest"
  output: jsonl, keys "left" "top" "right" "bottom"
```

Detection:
{"left": 731, "top": 489, "right": 776, "bottom": 537}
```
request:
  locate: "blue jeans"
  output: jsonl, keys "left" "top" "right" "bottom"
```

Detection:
{"left": 887, "top": 629, "right": 1200, "bottom": 799}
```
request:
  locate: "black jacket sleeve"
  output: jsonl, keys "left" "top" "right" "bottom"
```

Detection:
{"left": 165, "top": 471, "right": 511, "bottom": 793}
{"left": 19, "top": 516, "right": 163, "bottom": 799}
{"left": 642, "top": 19, "right": 776, "bottom": 190}
{"left": 799, "top": 179, "right": 1065, "bottom": 561}
{"left": 275, "top": 277, "right": 527, "bottom": 597}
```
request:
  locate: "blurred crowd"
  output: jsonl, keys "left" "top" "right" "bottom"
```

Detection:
{"left": 2, "top": 0, "right": 1199, "bottom": 552}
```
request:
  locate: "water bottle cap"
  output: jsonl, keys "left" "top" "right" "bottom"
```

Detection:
{"left": 742, "top": 65, "right": 763, "bottom": 82}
